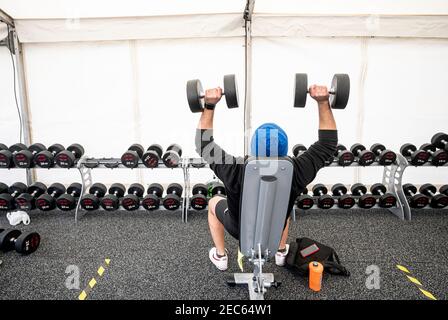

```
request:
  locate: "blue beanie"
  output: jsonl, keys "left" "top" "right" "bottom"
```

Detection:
{"left": 250, "top": 123, "right": 288, "bottom": 157}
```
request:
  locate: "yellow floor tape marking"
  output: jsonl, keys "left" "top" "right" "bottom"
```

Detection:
{"left": 419, "top": 288, "right": 437, "bottom": 300}
{"left": 406, "top": 275, "right": 422, "bottom": 286}
{"left": 97, "top": 266, "right": 105, "bottom": 276}
{"left": 89, "top": 278, "right": 97, "bottom": 289}
{"left": 78, "top": 290, "right": 87, "bottom": 301}
{"left": 105, "top": 258, "right": 110, "bottom": 265}
{"left": 396, "top": 265, "right": 410, "bottom": 273}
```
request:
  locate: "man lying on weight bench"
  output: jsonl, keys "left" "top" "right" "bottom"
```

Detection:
{"left": 195, "top": 85, "right": 337, "bottom": 271}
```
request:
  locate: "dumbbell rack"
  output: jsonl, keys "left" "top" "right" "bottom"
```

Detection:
{"left": 181, "top": 155, "right": 447, "bottom": 222}
{"left": 74, "top": 156, "right": 189, "bottom": 222}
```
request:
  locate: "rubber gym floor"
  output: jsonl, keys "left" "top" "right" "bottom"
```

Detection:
{"left": 0, "top": 208, "right": 447, "bottom": 300}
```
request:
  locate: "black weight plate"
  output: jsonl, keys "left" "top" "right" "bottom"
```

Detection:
{"left": 420, "top": 143, "right": 436, "bottom": 153}
{"left": 48, "top": 183, "right": 66, "bottom": 197}
{"left": 109, "top": 183, "right": 126, "bottom": 197}
{"left": 0, "top": 182, "right": 8, "bottom": 194}
{"left": 402, "top": 183, "right": 417, "bottom": 196}
{"left": 192, "top": 183, "right": 208, "bottom": 196}
{"left": 163, "top": 194, "right": 181, "bottom": 210}
{"left": 80, "top": 194, "right": 100, "bottom": 210}
{"left": 358, "top": 195, "right": 376, "bottom": 209}
{"left": 15, "top": 232, "right": 40, "bottom": 254}
{"left": 85, "top": 160, "right": 100, "bottom": 168}
{"left": 370, "top": 143, "right": 385, "bottom": 155}
{"left": 121, "top": 194, "right": 140, "bottom": 211}
{"left": 337, "top": 150, "right": 354, "bottom": 166}
{"left": 166, "top": 143, "right": 182, "bottom": 156}
{"left": 419, "top": 183, "right": 437, "bottom": 196}
{"left": 36, "top": 194, "right": 56, "bottom": 211}
{"left": 358, "top": 150, "right": 375, "bottom": 166}
{"left": 148, "top": 144, "right": 163, "bottom": 157}
{"left": 350, "top": 143, "right": 365, "bottom": 156}
{"left": 142, "top": 194, "right": 160, "bottom": 211}
{"left": 410, "top": 150, "right": 430, "bottom": 166}
{"left": 28, "top": 143, "right": 46, "bottom": 154}
{"left": 67, "top": 143, "right": 84, "bottom": 158}
{"left": 440, "top": 185, "right": 448, "bottom": 196}
{"left": 292, "top": 144, "right": 307, "bottom": 157}
{"left": 129, "top": 144, "right": 144, "bottom": 158}
{"left": 121, "top": 150, "right": 140, "bottom": 168}
{"left": 48, "top": 143, "right": 65, "bottom": 154}
{"left": 312, "top": 183, "right": 328, "bottom": 196}
{"left": 338, "top": 194, "right": 355, "bottom": 209}
{"left": 90, "top": 183, "right": 107, "bottom": 197}
{"left": 187, "top": 79, "right": 204, "bottom": 113}
{"left": 335, "top": 144, "right": 347, "bottom": 154}
{"left": 101, "top": 195, "right": 119, "bottom": 211}
{"left": 431, "top": 132, "right": 448, "bottom": 150}
{"left": 0, "top": 194, "right": 14, "bottom": 210}
{"left": 317, "top": 194, "right": 334, "bottom": 209}
{"left": 211, "top": 183, "right": 226, "bottom": 196}
{"left": 163, "top": 151, "right": 180, "bottom": 168}
{"left": 293, "top": 73, "right": 308, "bottom": 108}
{"left": 431, "top": 150, "right": 448, "bottom": 166}
{"left": 223, "top": 74, "right": 239, "bottom": 109}
{"left": 167, "top": 183, "right": 183, "bottom": 196}
{"left": 190, "top": 194, "right": 207, "bottom": 210}
{"left": 378, "top": 194, "right": 397, "bottom": 208}
{"left": 15, "top": 193, "right": 33, "bottom": 210}
{"left": 0, "top": 229, "right": 22, "bottom": 251}
{"left": 128, "top": 183, "right": 145, "bottom": 197}
{"left": 400, "top": 143, "right": 416, "bottom": 156}
{"left": 409, "top": 194, "right": 429, "bottom": 208}
{"left": 0, "top": 150, "right": 13, "bottom": 168}
{"left": 27, "top": 182, "right": 47, "bottom": 196}
{"left": 370, "top": 183, "right": 386, "bottom": 196}
{"left": 331, "top": 183, "right": 347, "bottom": 196}
{"left": 13, "top": 150, "right": 33, "bottom": 168}
{"left": 147, "top": 183, "right": 164, "bottom": 198}
{"left": 55, "top": 150, "right": 76, "bottom": 168}
{"left": 0, "top": 143, "right": 7, "bottom": 150}
{"left": 296, "top": 194, "right": 314, "bottom": 210}
{"left": 9, "top": 143, "right": 27, "bottom": 153}
{"left": 56, "top": 194, "right": 76, "bottom": 211}
{"left": 34, "top": 150, "right": 54, "bottom": 168}
{"left": 142, "top": 150, "right": 160, "bottom": 168}
{"left": 351, "top": 183, "right": 367, "bottom": 196}
{"left": 430, "top": 194, "right": 448, "bottom": 208}
{"left": 9, "top": 182, "right": 27, "bottom": 195}
{"left": 329, "top": 73, "right": 350, "bottom": 109}
{"left": 378, "top": 150, "right": 396, "bottom": 166}
{"left": 67, "top": 183, "right": 82, "bottom": 197}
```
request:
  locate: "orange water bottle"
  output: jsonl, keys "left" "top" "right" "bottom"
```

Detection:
{"left": 309, "top": 261, "right": 323, "bottom": 292}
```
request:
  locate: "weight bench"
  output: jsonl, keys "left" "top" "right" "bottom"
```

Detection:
{"left": 227, "top": 157, "right": 294, "bottom": 300}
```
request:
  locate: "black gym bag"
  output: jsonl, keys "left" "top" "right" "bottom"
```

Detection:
{"left": 285, "top": 237, "right": 350, "bottom": 277}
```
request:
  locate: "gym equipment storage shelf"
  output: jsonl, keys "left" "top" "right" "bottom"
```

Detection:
{"left": 74, "top": 157, "right": 189, "bottom": 222}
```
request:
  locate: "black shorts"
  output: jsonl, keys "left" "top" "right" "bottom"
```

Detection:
{"left": 215, "top": 197, "right": 239, "bottom": 240}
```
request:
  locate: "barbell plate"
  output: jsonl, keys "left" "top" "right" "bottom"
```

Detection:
{"left": 329, "top": 74, "right": 350, "bottom": 109}
{"left": 223, "top": 74, "right": 239, "bottom": 109}
{"left": 293, "top": 73, "right": 308, "bottom": 108}
{"left": 186, "top": 79, "right": 204, "bottom": 113}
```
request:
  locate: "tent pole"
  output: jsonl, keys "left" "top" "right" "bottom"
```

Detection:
{"left": 0, "top": 8, "right": 14, "bottom": 27}
{"left": 244, "top": 0, "right": 255, "bottom": 156}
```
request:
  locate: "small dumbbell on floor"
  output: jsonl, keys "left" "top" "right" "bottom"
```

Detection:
{"left": 0, "top": 228, "right": 40, "bottom": 255}
{"left": 331, "top": 184, "right": 355, "bottom": 209}
{"left": 142, "top": 183, "right": 164, "bottom": 211}
{"left": 296, "top": 188, "right": 314, "bottom": 210}
{"left": 101, "top": 183, "right": 126, "bottom": 211}
{"left": 400, "top": 143, "right": 430, "bottom": 166}
{"left": 419, "top": 184, "right": 448, "bottom": 209}
{"left": 36, "top": 183, "right": 66, "bottom": 211}
{"left": 55, "top": 143, "right": 84, "bottom": 168}
{"left": 402, "top": 184, "right": 429, "bottom": 208}
{"left": 350, "top": 183, "right": 377, "bottom": 209}
{"left": 370, "top": 183, "right": 397, "bottom": 208}
{"left": 80, "top": 183, "right": 107, "bottom": 211}
{"left": 190, "top": 183, "right": 208, "bottom": 210}
{"left": 0, "top": 182, "right": 27, "bottom": 211}
{"left": 56, "top": 183, "right": 82, "bottom": 211}
{"left": 312, "top": 184, "right": 334, "bottom": 209}
{"left": 121, "top": 183, "right": 145, "bottom": 211}
{"left": 16, "top": 182, "right": 47, "bottom": 210}
{"left": 163, "top": 183, "right": 183, "bottom": 210}
{"left": 121, "top": 144, "right": 144, "bottom": 168}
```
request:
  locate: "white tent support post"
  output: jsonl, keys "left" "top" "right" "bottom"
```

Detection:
{"left": 244, "top": 0, "right": 255, "bottom": 155}
{"left": 0, "top": 8, "right": 14, "bottom": 27}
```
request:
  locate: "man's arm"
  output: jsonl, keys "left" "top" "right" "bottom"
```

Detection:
{"left": 292, "top": 84, "right": 338, "bottom": 187}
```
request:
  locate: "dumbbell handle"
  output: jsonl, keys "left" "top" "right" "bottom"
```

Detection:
{"left": 353, "top": 190, "right": 365, "bottom": 196}
{"left": 30, "top": 190, "right": 39, "bottom": 197}
{"left": 199, "top": 91, "right": 227, "bottom": 99}
{"left": 49, "top": 191, "right": 59, "bottom": 197}
{"left": 92, "top": 191, "right": 101, "bottom": 197}
{"left": 316, "top": 190, "right": 325, "bottom": 197}
{"left": 405, "top": 189, "right": 416, "bottom": 197}
{"left": 373, "top": 148, "right": 385, "bottom": 155}
{"left": 376, "top": 190, "right": 385, "bottom": 196}
{"left": 69, "top": 191, "right": 78, "bottom": 197}
{"left": 425, "top": 190, "right": 436, "bottom": 197}
{"left": 335, "top": 190, "right": 344, "bottom": 196}
{"left": 11, "top": 191, "right": 20, "bottom": 197}
{"left": 306, "top": 89, "right": 336, "bottom": 95}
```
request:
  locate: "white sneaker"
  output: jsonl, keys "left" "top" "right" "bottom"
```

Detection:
{"left": 209, "top": 247, "right": 228, "bottom": 271}
{"left": 275, "top": 244, "right": 290, "bottom": 267}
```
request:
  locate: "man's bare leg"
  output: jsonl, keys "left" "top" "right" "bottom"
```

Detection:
{"left": 278, "top": 218, "right": 290, "bottom": 251}
{"left": 208, "top": 196, "right": 226, "bottom": 255}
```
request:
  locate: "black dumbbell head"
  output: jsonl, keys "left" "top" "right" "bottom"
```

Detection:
{"left": 147, "top": 183, "right": 164, "bottom": 198}
{"left": 0, "top": 182, "right": 8, "bottom": 194}
{"left": 66, "top": 182, "right": 82, "bottom": 197}
{"left": 292, "top": 144, "right": 307, "bottom": 157}
{"left": 167, "top": 183, "right": 183, "bottom": 196}
{"left": 296, "top": 194, "right": 314, "bottom": 210}
{"left": 190, "top": 193, "right": 208, "bottom": 210}
{"left": 47, "top": 183, "right": 66, "bottom": 197}
{"left": 109, "top": 183, "right": 126, "bottom": 197}
{"left": 89, "top": 183, "right": 107, "bottom": 197}
{"left": 223, "top": 74, "right": 239, "bottom": 109}
{"left": 351, "top": 183, "right": 367, "bottom": 196}
{"left": 440, "top": 185, "right": 448, "bottom": 196}
{"left": 350, "top": 143, "right": 374, "bottom": 166}
{"left": 0, "top": 143, "right": 7, "bottom": 151}
{"left": 0, "top": 148, "right": 13, "bottom": 168}
{"left": 100, "top": 183, "right": 126, "bottom": 211}
{"left": 9, "top": 143, "right": 27, "bottom": 153}
{"left": 312, "top": 183, "right": 328, "bottom": 196}
{"left": 128, "top": 183, "right": 145, "bottom": 197}
{"left": 192, "top": 183, "right": 208, "bottom": 196}
{"left": 370, "top": 183, "right": 386, "bottom": 195}
{"left": 56, "top": 194, "right": 77, "bottom": 211}
{"left": 335, "top": 145, "right": 354, "bottom": 166}
{"left": 293, "top": 73, "right": 308, "bottom": 108}
{"left": 332, "top": 184, "right": 356, "bottom": 209}
{"left": 14, "top": 143, "right": 46, "bottom": 168}
{"left": 15, "top": 182, "right": 47, "bottom": 210}
{"left": 121, "top": 183, "right": 144, "bottom": 211}
{"left": 15, "top": 231, "right": 40, "bottom": 254}
{"left": 163, "top": 144, "right": 183, "bottom": 168}
{"left": 329, "top": 73, "right": 350, "bottom": 109}
{"left": 420, "top": 143, "right": 448, "bottom": 166}
{"left": 317, "top": 194, "right": 334, "bottom": 209}
{"left": 142, "top": 193, "right": 160, "bottom": 211}
{"left": 9, "top": 182, "right": 28, "bottom": 196}
{"left": 0, "top": 182, "right": 28, "bottom": 210}
{"left": 402, "top": 183, "right": 429, "bottom": 208}
{"left": 371, "top": 183, "right": 396, "bottom": 208}
{"left": 371, "top": 143, "right": 396, "bottom": 166}
{"left": 0, "top": 229, "right": 22, "bottom": 251}
{"left": 121, "top": 144, "right": 144, "bottom": 168}
{"left": 67, "top": 143, "right": 84, "bottom": 158}
{"left": 431, "top": 132, "right": 448, "bottom": 151}
{"left": 186, "top": 79, "right": 204, "bottom": 113}
{"left": 142, "top": 144, "right": 163, "bottom": 168}
{"left": 358, "top": 194, "right": 377, "bottom": 209}
{"left": 419, "top": 183, "right": 437, "bottom": 196}
{"left": 331, "top": 183, "right": 347, "bottom": 195}
{"left": 211, "top": 182, "right": 225, "bottom": 197}
{"left": 420, "top": 183, "right": 448, "bottom": 208}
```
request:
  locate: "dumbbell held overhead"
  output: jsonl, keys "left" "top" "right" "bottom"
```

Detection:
{"left": 186, "top": 74, "right": 239, "bottom": 113}
{"left": 293, "top": 73, "right": 350, "bottom": 109}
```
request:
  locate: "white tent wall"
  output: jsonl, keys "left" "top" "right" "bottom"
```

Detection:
{"left": 252, "top": 36, "right": 448, "bottom": 186}
{"left": 19, "top": 37, "right": 245, "bottom": 186}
